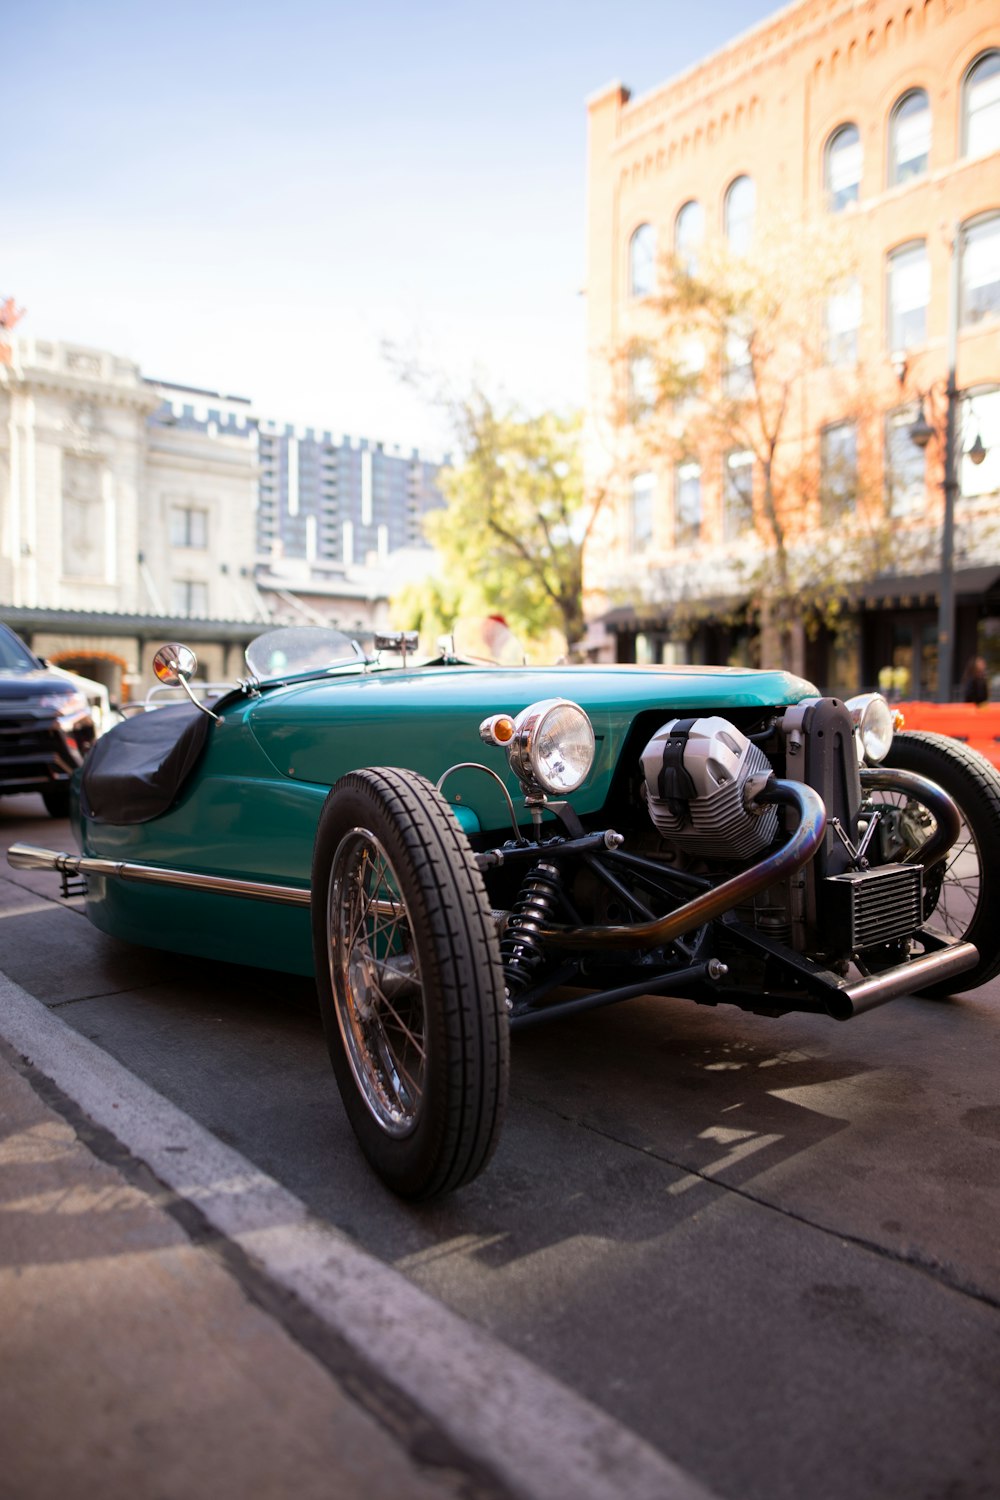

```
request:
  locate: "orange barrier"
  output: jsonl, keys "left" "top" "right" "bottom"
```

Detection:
{"left": 894, "top": 702, "right": 1000, "bottom": 771}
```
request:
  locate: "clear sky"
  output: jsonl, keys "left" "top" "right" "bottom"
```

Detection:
{"left": 7, "top": 0, "right": 781, "bottom": 453}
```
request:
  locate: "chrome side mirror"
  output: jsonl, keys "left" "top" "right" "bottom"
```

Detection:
{"left": 151, "top": 643, "right": 220, "bottom": 722}
{"left": 153, "top": 643, "right": 198, "bottom": 685}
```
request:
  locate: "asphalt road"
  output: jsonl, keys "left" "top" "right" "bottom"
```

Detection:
{"left": 3, "top": 791, "right": 999, "bottom": 1500}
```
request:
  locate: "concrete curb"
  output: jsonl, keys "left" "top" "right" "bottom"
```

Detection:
{"left": 0, "top": 971, "right": 719, "bottom": 1500}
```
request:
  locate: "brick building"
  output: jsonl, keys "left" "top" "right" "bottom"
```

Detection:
{"left": 584, "top": 0, "right": 999, "bottom": 696}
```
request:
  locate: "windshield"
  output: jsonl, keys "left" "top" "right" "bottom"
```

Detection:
{"left": 442, "top": 617, "right": 526, "bottom": 667}
{"left": 243, "top": 616, "right": 530, "bottom": 686}
{"left": 245, "top": 626, "right": 364, "bottom": 683}
{"left": 0, "top": 627, "right": 38, "bottom": 672}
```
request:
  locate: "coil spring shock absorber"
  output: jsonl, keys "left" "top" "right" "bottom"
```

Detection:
{"left": 500, "top": 861, "right": 564, "bottom": 995}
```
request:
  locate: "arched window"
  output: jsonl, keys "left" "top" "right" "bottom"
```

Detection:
{"left": 962, "top": 51, "right": 1000, "bottom": 157}
{"left": 674, "top": 200, "right": 704, "bottom": 275}
{"left": 723, "top": 176, "right": 755, "bottom": 254}
{"left": 888, "top": 90, "right": 930, "bottom": 185}
{"left": 960, "top": 213, "right": 1000, "bottom": 327}
{"left": 824, "top": 124, "right": 862, "bottom": 211}
{"left": 629, "top": 223, "right": 656, "bottom": 298}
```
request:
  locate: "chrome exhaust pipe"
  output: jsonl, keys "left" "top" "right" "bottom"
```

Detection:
{"left": 828, "top": 940, "right": 979, "bottom": 1019}
{"left": 533, "top": 779, "right": 827, "bottom": 952}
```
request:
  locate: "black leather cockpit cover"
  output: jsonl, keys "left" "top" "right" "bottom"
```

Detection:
{"left": 80, "top": 705, "right": 213, "bottom": 824}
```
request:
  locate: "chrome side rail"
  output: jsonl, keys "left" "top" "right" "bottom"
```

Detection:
{"left": 8, "top": 844, "right": 312, "bottom": 908}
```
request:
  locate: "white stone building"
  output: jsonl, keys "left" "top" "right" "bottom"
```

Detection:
{"left": 0, "top": 339, "right": 266, "bottom": 701}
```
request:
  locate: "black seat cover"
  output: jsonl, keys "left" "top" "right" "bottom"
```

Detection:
{"left": 80, "top": 704, "right": 213, "bottom": 824}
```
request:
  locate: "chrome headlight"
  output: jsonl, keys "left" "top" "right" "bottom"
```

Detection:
{"left": 845, "top": 692, "right": 895, "bottom": 764}
{"left": 506, "top": 698, "right": 595, "bottom": 795}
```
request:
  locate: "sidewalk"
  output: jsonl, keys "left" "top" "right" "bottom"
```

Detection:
{"left": 0, "top": 970, "right": 715, "bottom": 1500}
{"left": 0, "top": 1039, "right": 473, "bottom": 1500}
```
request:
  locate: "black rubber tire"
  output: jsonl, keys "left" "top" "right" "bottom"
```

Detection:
{"left": 880, "top": 731, "right": 1000, "bottom": 994}
{"left": 42, "top": 783, "right": 71, "bottom": 818}
{"left": 311, "top": 767, "right": 509, "bottom": 1199}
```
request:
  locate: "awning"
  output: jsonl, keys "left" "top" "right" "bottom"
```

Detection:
{"left": 859, "top": 566, "right": 1000, "bottom": 607}
{"left": 600, "top": 597, "right": 749, "bottom": 632}
{"left": 0, "top": 605, "right": 267, "bottom": 645}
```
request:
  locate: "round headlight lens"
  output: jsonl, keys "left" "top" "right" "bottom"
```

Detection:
{"left": 846, "top": 692, "right": 895, "bottom": 764}
{"left": 509, "top": 698, "right": 596, "bottom": 795}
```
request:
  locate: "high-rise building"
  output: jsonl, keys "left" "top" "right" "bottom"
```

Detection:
{"left": 584, "top": 0, "right": 999, "bottom": 695}
{"left": 255, "top": 423, "right": 445, "bottom": 573}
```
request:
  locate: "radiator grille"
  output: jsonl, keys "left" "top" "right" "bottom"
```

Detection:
{"left": 824, "top": 864, "right": 923, "bottom": 950}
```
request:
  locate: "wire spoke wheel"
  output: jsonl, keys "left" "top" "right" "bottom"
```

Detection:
{"left": 312, "top": 767, "right": 509, "bottom": 1199}
{"left": 868, "top": 788, "right": 981, "bottom": 941}
{"left": 331, "top": 829, "right": 426, "bottom": 1136}
{"left": 876, "top": 732, "right": 1000, "bottom": 995}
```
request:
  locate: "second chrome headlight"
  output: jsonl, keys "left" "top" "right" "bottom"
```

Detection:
{"left": 845, "top": 692, "right": 895, "bottom": 764}
{"left": 508, "top": 698, "right": 596, "bottom": 795}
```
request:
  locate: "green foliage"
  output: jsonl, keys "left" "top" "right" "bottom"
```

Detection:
{"left": 392, "top": 388, "right": 595, "bottom": 651}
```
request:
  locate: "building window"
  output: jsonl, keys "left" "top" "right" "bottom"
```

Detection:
{"left": 960, "top": 213, "right": 1000, "bottom": 327}
{"left": 674, "top": 461, "right": 702, "bottom": 547}
{"left": 820, "top": 422, "right": 857, "bottom": 525}
{"left": 884, "top": 407, "right": 925, "bottom": 517}
{"left": 171, "top": 580, "right": 208, "bottom": 617}
{"left": 824, "top": 124, "right": 862, "bottom": 212}
{"left": 675, "top": 336, "right": 705, "bottom": 413}
{"left": 888, "top": 91, "right": 930, "bottom": 185}
{"left": 170, "top": 506, "right": 208, "bottom": 548}
{"left": 960, "top": 387, "right": 1000, "bottom": 499}
{"left": 629, "top": 223, "right": 656, "bottom": 298}
{"left": 723, "top": 450, "right": 754, "bottom": 540}
{"left": 963, "top": 51, "right": 1000, "bottom": 157}
{"left": 724, "top": 176, "right": 755, "bottom": 254}
{"left": 722, "top": 326, "right": 753, "bottom": 398}
{"left": 887, "top": 240, "right": 929, "bottom": 351}
{"left": 630, "top": 472, "right": 655, "bottom": 553}
{"left": 674, "top": 200, "right": 703, "bottom": 275}
{"left": 627, "top": 347, "right": 656, "bottom": 421}
{"left": 823, "top": 278, "right": 861, "bottom": 365}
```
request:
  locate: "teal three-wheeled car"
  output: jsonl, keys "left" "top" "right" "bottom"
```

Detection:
{"left": 10, "top": 624, "right": 1000, "bottom": 1198}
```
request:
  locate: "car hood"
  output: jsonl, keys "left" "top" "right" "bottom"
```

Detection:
{"left": 245, "top": 662, "right": 816, "bottom": 818}
{"left": 0, "top": 667, "right": 80, "bottom": 704}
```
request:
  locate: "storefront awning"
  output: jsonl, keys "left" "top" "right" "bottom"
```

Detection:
{"left": 859, "top": 567, "right": 1000, "bottom": 607}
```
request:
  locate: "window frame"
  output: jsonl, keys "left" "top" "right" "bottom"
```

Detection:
{"left": 628, "top": 222, "right": 657, "bottom": 299}
{"left": 824, "top": 123, "right": 862, "bottom": 212}
{"left": 962, "top": 49, "right": 1000, "bottom": 158}
{"left": 887, "top": 89, "right": 931, "bottom": 187}
{"left": 884, "top": 405, "right": 926, "bottom": 518}
{"left": 819, "top": 420, "right": 858, "bottom": 527}
{"left": 169, "top": 505, "right": 209, "bottom": 549}
{"left": 723, "top": 176, "right": 755, "bottom": 255}
{"left": 723, "top": 449, "right": 755, "bottom": 541}
{"left": 674, "top": 459, "right": 703, "bottom": 548}
{"left": 959, "top": 211, "right": 1000, "bottom": 328}
{"left": 629, "top": 471, "right": 656, "bottom": 554}
{"left": 886, "top": 239, "right": 929, "bottom": 353}
{"left": 674, "top": 199, "right": 704, "bottom": 276}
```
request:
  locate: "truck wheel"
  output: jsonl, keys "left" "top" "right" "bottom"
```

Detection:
{"left": 311, "top": 767, "right": 509, "bottom": 1199}
{"left": 877, "top": 731, "right": 1000, "bottom": 994}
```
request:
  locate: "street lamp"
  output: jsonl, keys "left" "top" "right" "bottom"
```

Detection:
{"left": 906, "top": 226, "right": 987, "bottom": 703}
